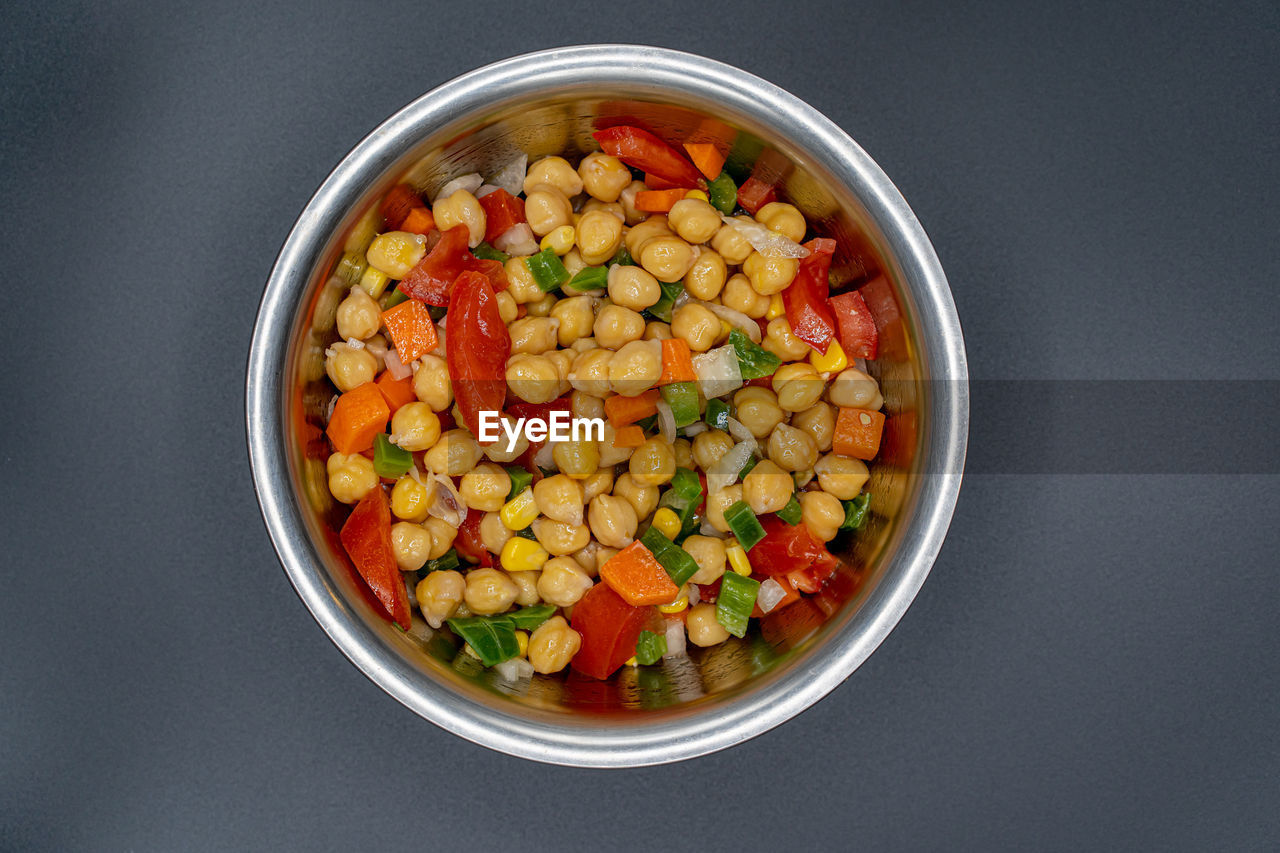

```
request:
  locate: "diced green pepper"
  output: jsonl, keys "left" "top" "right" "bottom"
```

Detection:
{"left": 777, "top": 494, "right": 803, "bottom": 526}
{"left": 382, "top": 286, "right": 410, "bottom": 308}
{"left": 738, "top": 457, "right": 757, "bottom": 479}
{"left": 609, "top": 245, "right": 635, "bottom": 266}
{"left": 446, "top": 616, "right": 519, "bottom": 667}
{"left": 634, "top": 630, "right": 667, "bottom": 666}
{"left": 660, "top": 381, "right": 700, "bottom": 428}
{"left": 715, "top": 571, "right": 760, "bottom": 638}
{"left": 658, "top": 490, "right": 700, "bottom": 541}
{"left": 723, "top": 500, "right": 766, "bottom": 551}
{"left": 706, "top": 171, "right": 738, "bottom": 214}
{"left": 472, "top": 242, "right": 509, "bottom": 262}
{"left": 504, "top": 465, "right": 533, "bottom": 500}
{"left": 640, "top": 527, "right": 700, "bottom": 586}
{"left": 645, "top": 280, "right": 685, "bottom": 323}
{"left": 565, "top": 265, "right": 608, "bottom": 292}
{"left": 728, "top": 328, "right": 781, "bottom": 380}
{"left": 669, "top": 467, "right": 703, "bottom": 503}
{"left": 335, "top": 250, "right": 367, "bottom": 287}
{"left": 423, "top": 548, "right": 461, "bottom": 574}
{"left": 507, "top": 604, "right": 557, "bottom": 631}
{"left": 704, "top": 398, "right": 730, "bottom": 430}
{"left": 373, "top": 433, "right": 412, "bottom": 478}
{"left": 525, "top": 248, "right": 571, "bottom": 292}
{"left": 840, "top": 492, "right": 872, "bottom": 531}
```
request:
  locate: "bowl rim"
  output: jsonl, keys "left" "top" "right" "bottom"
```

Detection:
{"left": 246, "top": 44, "right": 968, "bottom": 767}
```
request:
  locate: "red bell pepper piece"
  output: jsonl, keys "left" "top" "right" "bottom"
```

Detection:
{"left": 570, "top": 582, "right": 652, "bottom": 680}
{"left": 750, "top": 515, "right": 830, "bottom": 577}
{"left": 736, "top": 176, "right": 777, "bottom": 215}
{"left": 643, "top": 172, "right": 683, "bottom": 190}
{"left": 592, "top": 125, "right": 705, "bottom": 190}
{"left": 339, "top": 487, "right": 412, "bottom": 629}
{"left": 694, "top": 577, "right": 721, "bottom": 604}
{"left": 782, "top": 238, "right": 839, "bottom": 355}
{"left": 829, "top": 289, "right": 879, "bottom": 360}
{"left": 454, "top": 510, "right": 493, "bottom": 567}
{"left": 447, "top": 270, "right": 511, "bottom": 443}
{"left": 478, "top": 188, "right": 526, "bottom": 244}
{"left": 787, "top": 551, "right": 840, "bottom": 594}
{"left": 504, "top": 394, "right": 572, "bottom": 423}
{"left": 399, "top": 225, "right": 508, "bottom": 306}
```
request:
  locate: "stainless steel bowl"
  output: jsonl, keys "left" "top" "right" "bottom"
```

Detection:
{"left": 246, "top": 45, "right": 967, "bottom": 767}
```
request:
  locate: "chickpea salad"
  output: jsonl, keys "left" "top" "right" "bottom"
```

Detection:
{"left": 321, "top": 125, "right": 886, "bottom": 680}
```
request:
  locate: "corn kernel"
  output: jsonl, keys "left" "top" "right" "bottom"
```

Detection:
{"left": 684, "top": 190, "right": 709, "bottom": 202}
{"left": 540, "top": 225, "right": 576, "bottom": 256}
{"left": 716, "top": 319, "right": 733, "bottom": 343}
{"left": 463, "top": 643, "right": 480, "bottom": 659}
{"left": 358, "top": 265, "right": 390, "bottom": 298}
{"left": 500, "top": 536, "right": 549, "bottom": 572}
{"left": 726, "top": 542, "right": 752, "bottom": 576}
{"left": 499, "top": 488, "right": 538, "bottom": 530}
{"left": 657, "top": 594, "right": 689, "bottom": 614}
{"left": 766, "top": 292, "right": 785, "bottom": 320}
{"left": 650, "top": 507, "right": 681, "bottom": 540}
{"left": 625, "top": 656, "right": 639, "bottom": 666}
{"left": 515, "top": 630, "right": 529, "bottom": 657}
{"left": 809, "top": 338, "right": 848, "bottom": 374}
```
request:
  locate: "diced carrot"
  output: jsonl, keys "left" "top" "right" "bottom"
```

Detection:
{"left": 381, "top": 300, "right": 438, "bottom": 363}
{"left": 658, "top": 339, "right": 697, "bottom": 385}
{"left": 399, "top": 206, "right": 435, "bottom": 236}
{"left": 374, "top": 371, "right": 416, "bottom": 413}
{"left": 379, "top": 184, "right": 424, "bottom": 231}
{"left": 599, "top": 541, "right": 679, "bottom": 607}
{"left": 603, "top": 389, "right": 661, "bottom": 428}
{"left": 833, "top": 407, "right": 886, "bottom": 460}
{"left": 683, "top": 142, "right": 726, "bottom": 181}
{"left": 326, "top": 382, "right": 390, "bottom": 455}
{"left": 634, "top": 188, "right": 688, "bottom": 213}
{"left": 612, "top": 425, "right": 646, "bottom": 448}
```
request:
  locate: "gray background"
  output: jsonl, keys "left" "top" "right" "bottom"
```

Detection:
{"left": 2, "top": 0, "right": 1277, "bottom": 850}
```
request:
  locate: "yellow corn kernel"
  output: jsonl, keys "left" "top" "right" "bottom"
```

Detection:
{"left": 726, "top": 542, "right": 752, "bottom": 576}
{"left": 684, "top": 190, "right": 709, "bottom": 202}
{"left": 499, "top": 488, "right": 538, "bottom": 530}
{"left": 650, "top": 507, "right": 681, "bottom": 540}
{"left": 515, "top": 630, "right": 529, "bottom": 657}
{"left": 657, "top": 593, "right": 689, "bottom": 614}
{"left": 809, "top": 338, "right": 848, "bottom": 374}
{"left": 358, "top": 265, "right": 390, "bottom": 298}
{"left": 540, "top": 224, "right": 576, "bottom": 256}
{"left": 716, "top": 319, "right": 733, "bottom": 343}
{"left": 463, "top": 643, "right": 480, "bottom": 659}
{"left": 766, "top": 292, "right": 785, "bottom": 320}
{"left": 500, "top": 536, "right": 549, "bottom": 572}
{"left": 626, "top": 656, "right": 639, "bottom": 666}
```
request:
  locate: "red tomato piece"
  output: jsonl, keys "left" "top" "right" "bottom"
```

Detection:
{"left": 339, "top": 488, "right": 411, "bottom": 629}
{"left": 478, "top": 188, "right": 526, "bottom": 244}
{"left": 570, "top": 582, "right": 652, "bottom": 680}
{"left": 592, "top": 125, "right": 705, "bottom": 190}
{"left": 782, "top": 238, "right": 838, "bottom": 355}
{"left": 736, "top": 176, "right": 777, "bottom": 214}
{"left": 454, "top": 510, "right": 493, "bottom": 567}
{"left": 399, "top": 225, "right": 508, "bottom": 306}
{"left": 829, "top": 289, "right": 879, "bottom": 360}
{"left": 750, "top": 515, "right": 830, "bottom": 577}
{"left": 447, "top": 270, "right": 511, "bottom": 442}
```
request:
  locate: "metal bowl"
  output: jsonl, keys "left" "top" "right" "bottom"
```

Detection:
{"left": 246, "top": 45, "right": 967, "bottom": 767}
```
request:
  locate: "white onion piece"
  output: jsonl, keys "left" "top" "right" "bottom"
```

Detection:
{"left": 475, "top": 183, "right": 500, "bottom": 198}
{"left": 384, "top": 348, "right": 412, "bottom": 381}
{"left": 488, "top": 153, "right": 528, "bottom": 197}
{"left": 700, "top": 520, "right": 723, "bottom": 537}
{"left": 494, "top": 223, "right": 539, "bottom": 257}
{"left": 725, "top": 416, "right": 754, "bottom": 444}
{"left": 324, "top": 394, "right": 338, "bottom": 424}
{"left": 687, "top": 584, "right": 700, "bottom": 607}
{"left": 427, "top": 474, "right": 467, "bottom": 527}
{"left": 707, "top": 439, "right": 757, "bottom": 497}
{"left": 720, "top": 214, "right": 810, "bottom": 258}
{"left": 701, "top": 301, "right": 762, "bottom": 343}
{"left": 534, "top": 441, "right": 556, "bottom": 470}
{"left": 434, "top": 172, "right": 483, "bottom": 202}
{"left": 691, "top": 345, "right": 743, "bottom": 400}
{"left": 756, "top": 578, "right": 788, "bottom": 614}
{"left": 663, "top": 618, "right": 687, "bottom": 659}
{"left": 655, "top": 400, "right": 676, "bottom": 444}
{"left": 682, "top": 422, "right": 708, "bottom": 437}
{"left": 673, "top": 288, "right": 694, "bottom": 312}
{"left": 493, "top": 657, "right": 535, "bottom": 682}
{"left": 344, "top": 337, "right": 365, "bottom": 350}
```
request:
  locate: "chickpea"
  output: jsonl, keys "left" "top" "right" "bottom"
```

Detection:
{"left": 570, "top": 336, "right": 599, "bottom": 353}
{"left": 686, "top": 602, "right": 731, "bottom": 647}
{"left": 524, "top": 156, "right": 584, "bottom": 197}
{"left": 638, "top": 235, "right": 697, "bottom": 282}
{"left": 553, "top": 437, "right": 600, "bottom": 479}
{"left": 524, "top": 183, "right": 574, "bottom": 236}
{"left": 481, "top": 415, "right": 529, "bottom": 463}
{"left": 733, "top": 387, "right": 786, "bottom": 439}
{"left": 488, "top": 290, "right": 516, "bottom": 325}
{"left": 423, "top": 516, "right": 457, "bottom": 559}
{"left": 390, "top": 521, "right": 433, "bottom": 571}
{"left": 336, "top": 287, "right": 381, "bottom": 341}
{"left": 512, "top": 570, "right": 541, "bottom": 607}
{"left": 580, "top": 198, "right": 626, "bottom": 223}
{"left": 464, "top": 568, "right": 519, "bottom": 615}
{"left": 551, "top": 296, "right": 596, "bottom": 348}
{"left": 792, "top": 401, "right": 835, "bottom": 452}
{"left": 643, "top": 321, "right": 673, "bottom": 341}
{"left": 800, "top": 491, "right": 844, "bottom": 542}
{"left": 582, "top": 468, "right": 614, "bottom": 502}
{"left": 422, "top": 429, "right": 483, "bottom": 476}
{"left": 595, "top": 547, "right": 619, "bottom": 574}
{"left": 772, "top": 363, "right": 825, "bottom": 412}
{"left": 415, "top": 570, "right": 464, "bottom": 628}
{"left": 504, "top": 317, "right": 556, "bottom": 355}
{"left": 629, "top": 437, "right": 676, "bottom": 487}
{"left": 412, "top": 355, "right": 453, "bottom": 412}
{"left": 683, "top": 250, "right": 728, "bottom": 301}
{"left": 326, "top": 453, "right": 378, "bottom": 504}
{"left": 672, "top": 437, "right": 694, "bottom": 469}
{"left": 506, "top": 353, "right": 560, "bottom": 404}
{"left": 479, "top": 511, "right": 513, "bottom": 554}
{"left": 588, "top": 494, "right": 638, "bottom": 548}
{"left": 561, "top": 248, "right": 587, "bottom": 276}
{"left": 366, "top": 230, "right": 427, "bottom": 278}
{"left": 743, "top": 252, "right": 798, "bottom": 296}
{"left": 537, "top": 557, "right": 593, "bottom": 607}
{"left": 692, "top": 429, "right": 734, "bottom": 471}
{"left": 458, "top": 463, "right": 510, "bottom": 513}
{"left": 608, "top": 340, "right": 662, "bottom": 396}
{"left": 526, "top": 293, "right": 557, "bottom": 317}
{"left": 576, "top": 209, "right": 624, "bottom": 265}
{"left": 613, "top": 472, "right": 659, "bottom": 520}
{"left": 547, "top": 351, "right": 573, "bottom": 399}
{"left": 532, "top": 518, "right": 591, "bottom": 556}
{"left": 390, "top": 475, "right": 430, "bottom": 522}
{"left": 742, "top": 459, "right": 793, "bottom": 515}
{"left": 607, "top": 265, "right": 661, "bottom": 311}
{"left": 533, "top": 474, "right": 585, "bottom": 525}
{"left": 828, "top": 367, "right": 883, "bottom": 410}
{"left": 504, "top": 256, "right": 544, "bottom": 304}
{"left": 767, "top": 423, "right": 819, "bottom": 472}
{"left": 528, "top": 616, "right": 582, "bottom": 674}
{"left": 705, "top": 485, "right": 743, "bottom": 533}
{"left": 578, "top": 152, "right": 632, "bottom": 202}
{"left": 593, "top": 304, "right": 646, "bottom": 350}
{"left": 568, "top": 348, "right": 614, "bottom": 398}
{"left": 570, "top": 391, "right": 606, "bottom": 422}
{"left": 597, "top": 423, "right": 635, "bottom": 467}
{"left": 618, "top": 180, "right": 649, "bottom": 225}
{"left": 671, "top": 303, "right": 721, "bottom": 352}
{"left": 390, "top": 402, "right": 442, "bottom": 451}
{"left": 815, "top": 453, "right": 870, "bottom": 500}
{"left": 684, "top": 535, "right": 727, "bottom": 585}
{"left": 325, "top": 342, "right": 377, "bottom": 392}
{"left": 763, "top": 317, "right": 812, "bottom": 361}
{"left": 623, "top": 215, "right": 673, "bottom": 256}
{"left": 668, "top": 197, "right": 722, "bottom": 245}
{"left": 755, "top": 202, "right": 807, "bottom": 242}
{"left": 721, "top": 272, "right": 770, "bottom": 319}
{"left": 711, "top": 218, "right": 754, "bottom": 265}
{"left": 432, "top": 189, "right": 486, "bottom": 247}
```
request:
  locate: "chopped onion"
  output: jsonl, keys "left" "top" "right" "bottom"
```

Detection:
{"left": 475, "top": 183, "right": 500, "bottom": 198}
{"left": 534, "top": 441, "right": 556, "bottom": 470}
{"left": 673, "top": 288, "right": 694, "bottom": 312}
{"left": 434, "top": 172, "right": 483, "bottom": 202}
{"left": 756, "top": 578, "right": 788, "bottom": 614}
{"left": 493, "top": 657, "right": 535, "bottom": 682}
{"left": 488, "top": 153, "right": 528, "bottom": 197}
{"left": 682, "top": 422, "right": 708, "bottom": 437}
{"left": 427, "top": 473, "right": 467, "bottom": 527}
{"left": 345, "top": 336, "right": 365, "bottom": 350}
{"left": 691, "top": 345, "right": 743, "bottom": 399}
{"left": 324, "top": 394, "right": 338, "bottom": 424}
{"left": 702, "top": 302, "right": 761, "bottom": 343}
{"left": 656, "top": 400, "right": 676, "bottom": 444}
{"left": 384, "top": 348, "right": 412, "bottom": 381}
{"left": 663, "top": 618, "right": 687, "bottom": 659}
{"left": 725, "top": 416, "right": 754, "bottom": 444}
{"left": 687, "top": 584, "right": 700, "bottom": 607}
{"left": 494, "top": 223, "right": 539, "bottom": 256}
{"left": 699, "top": 520, "right": 723, "bottom": 537}
{"left": 852, "top": 358, "right": 867, "bottom": 373}
{"left": 720, "top": 214, "right": 810, "bottom": 258}
{"left": 707, "top": 439, "right": 757, "bottom": 497}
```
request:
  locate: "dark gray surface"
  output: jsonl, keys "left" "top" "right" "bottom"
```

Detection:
{"left": 2, "top": 1, "right": 1277, "bottom": 849}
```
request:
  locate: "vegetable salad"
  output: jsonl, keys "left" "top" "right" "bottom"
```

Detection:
{"left": 320, "top": 125, "right": 885, "bottom": 681}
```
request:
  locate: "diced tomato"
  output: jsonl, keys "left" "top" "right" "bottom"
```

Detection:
{"left": 339, "top": 488, "right": 411, "bottom": 629}
{"left": 750, "top": 515, "right": 830, "bottom": 577}
{"left": 478, "top": 188, "right": 526, "bottom": 244}
{"left": 694, "top": 577, "right": 721, "bottom": 604}
{"left": 759, "top": 596, "right": 824, "bottom": 650}
{"left": 379, "top": 184, "right": 424, "bottom": 231}
{"left": 454, "top": 511, "right": 493, "bottom": 567}
{"left": 592, "top": 125, "right": 705, "bottom": 190}
{"left": 736, "top": 177, "right": 777, "bottom": 214}
{"left": 447, "top": 270, "right": 511, "bottom": 442}
{"left": 828, "top": 289, "right": 879, "bottom": 360}
{"left": 399, "top": 225, "right": 508, "bottom": 306}
{"left": 504, "top": 394, "right": 573, "bottom": 423}
{"left": 787, "top": 551, "right": 840, "bottom": 594}
{"left": 570, "top": 583, "right": 653, "bottom": 680}
{"left": 782, "top": 238, "right": 838, "bottom": 354}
